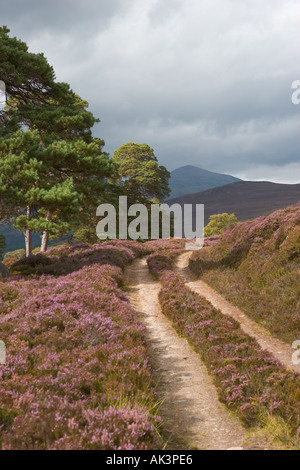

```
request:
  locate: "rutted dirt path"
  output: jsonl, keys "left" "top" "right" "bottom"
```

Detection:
{"left": 125, "top": 258, "right": 247, "bottom": 450}
{"left": 176, "top": 252, "right": 300, "bottom": 375}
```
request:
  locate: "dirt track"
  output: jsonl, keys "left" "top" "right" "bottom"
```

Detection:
{"left": 125, "top": 257, "right": 247, "bottom": 450}
{"left": 175, "top": 252, "right": 300, "bottom": 375}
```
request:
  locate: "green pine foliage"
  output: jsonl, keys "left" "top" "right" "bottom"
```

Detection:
{"left": 0, "top": 26, "right": 55, "bottom": 105}
{"left": 112, "top": 142, "right": 170, "bottom": 205}
{"left": 0, "top": 28, "right": 114, "bottom": 255}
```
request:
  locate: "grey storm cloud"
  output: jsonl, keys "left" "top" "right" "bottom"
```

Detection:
{"left": 1, "top": 0, "right": 300, "bottom": 182}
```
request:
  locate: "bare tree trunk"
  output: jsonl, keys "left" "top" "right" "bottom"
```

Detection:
{"left": 40, "top": 210, "right": 52, "bottom": 253}
{"left": 24, "top": 206, "right": 32, "bottom": 258}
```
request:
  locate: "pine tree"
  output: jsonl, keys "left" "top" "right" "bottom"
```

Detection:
{"left": 112, "top": 142, "right": 170, "bottom": 205}
{"left": 0, "top": 28, "right": 113, "bottom": 255}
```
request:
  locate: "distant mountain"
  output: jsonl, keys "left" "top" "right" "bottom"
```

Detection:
{"left": 167, "top": 181, "right": 300, "bottom": 224}
{"left": 169, "top": 165, "right": 242, "bottom": 198}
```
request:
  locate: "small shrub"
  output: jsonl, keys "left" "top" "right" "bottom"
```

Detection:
{"left": 0, "top": 241, "right": 162, "bottom": 450}
{"left": 204, "top": 213, "right": 238, "bottom": 237}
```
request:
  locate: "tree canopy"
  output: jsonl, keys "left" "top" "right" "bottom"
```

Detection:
{"left": 204, "top": 213, "right": 238, "bottom": 237}
{"left": 0, "top": 27, "right": 113, "bottom": 256}
{"left": 112, "top": 142, "right": 170, "bottom": 205}
{"left": 0, "top": 26, "right": 56, "bottom": 105}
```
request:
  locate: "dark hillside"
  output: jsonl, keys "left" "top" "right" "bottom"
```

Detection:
{"left": 167, "top": 181, "right": 300, "bottom": 224}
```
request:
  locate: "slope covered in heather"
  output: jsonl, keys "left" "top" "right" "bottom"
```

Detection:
{"left": 0, "top": 241, "right": 163, "bottom": 450}
{"left": 189, "top": 203, "right": 300, "bottom": 344}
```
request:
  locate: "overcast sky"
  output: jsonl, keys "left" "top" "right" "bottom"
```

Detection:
{"left": 1, "top": 0, "right": 300, "bottom": 182}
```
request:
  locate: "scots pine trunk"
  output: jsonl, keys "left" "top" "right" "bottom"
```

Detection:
{"left": 40, "top": 210, "right": 52, "bottom": 253}
{"left": 24, "top": 205, "right": 32, "bottom": 257}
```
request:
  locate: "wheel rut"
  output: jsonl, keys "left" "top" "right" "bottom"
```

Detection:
{"left": 175, "top": 252, "right": 300, "bottom": 375}
{"left": 125, "top": 257, "right": 247, "bottom": 450}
